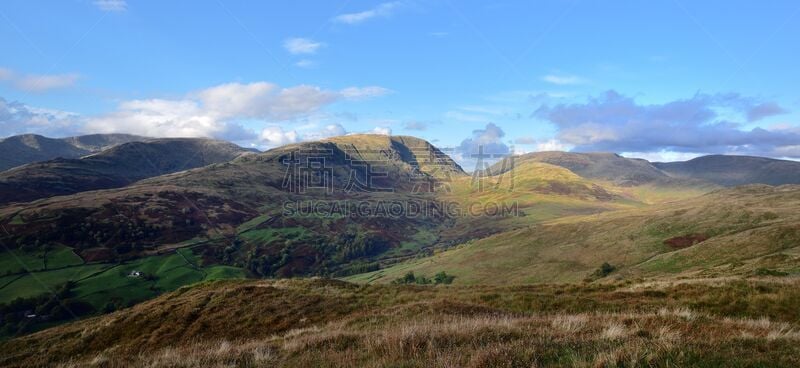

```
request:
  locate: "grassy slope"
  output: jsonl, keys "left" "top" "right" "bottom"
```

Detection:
{"left": 0, "top": 245, "right": 82, "bottom": 277}
{"left": 2, "top": 278, "right": 800, "bottom": 367}
{"left": 349, "top": 185, "right": 800, "bottom": 285}
{"left": 0, "top": 248, "right": 244, "bottom": 309}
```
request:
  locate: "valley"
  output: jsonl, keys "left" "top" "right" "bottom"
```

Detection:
{"left": 0, "top": 133, "right": 799, "bottom": 366}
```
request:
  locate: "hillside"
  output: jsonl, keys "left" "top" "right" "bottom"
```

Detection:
{"left": 0, "top": 133, "right": 144, "bottom": 171}
{"left": 487, "top": 151, "right": 670, "bottom": 186}
{"left": 0, "top": 135, "right": 471, "bottom": 276}
{"left": 350, "top": 185, "right": 800, "bottom": 285}
{"left": 435, "top": 161, "right": 637, "bottom": 244}
{"left": 655, "top": 154, "right": 800, "bottom": 186}
{"left": 0, "top": 138, "right": 254, "bottom": 205}
{"left": 6, "top": 135, "right": 800, "bottom": 347}
{"left": 0, "top": 133, "right": 674, "bottom": 334}
{"left": 2, "top": 278, "right": 800, "bottom": 367}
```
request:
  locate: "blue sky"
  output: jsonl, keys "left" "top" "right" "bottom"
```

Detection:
{"left": 1, "top": 0, "right": 799, "bottom": 165}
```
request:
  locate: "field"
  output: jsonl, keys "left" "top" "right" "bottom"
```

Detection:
{"left": 2, "top": 277, "right": 799, "bottom": 367}
{"left": 0, "top": 246, "right": 245, "bottom": 336}
{"left": 0, "top": 245, "right": 82, "bottom": 276}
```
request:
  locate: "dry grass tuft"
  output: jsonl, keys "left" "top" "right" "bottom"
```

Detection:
{"left": 4, "top": 278, "right": 800, "bottom": 367}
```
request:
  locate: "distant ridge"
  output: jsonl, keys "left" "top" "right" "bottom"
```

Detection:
{"left": 0, "top": 138, "right": 253, "bottom": 205}
{"left": 488, "top": 151, "right": 800, "bottom": 188}
{"left": 654, "top": 154, "right": 800, "bottom": 186}
{"left": 486, "top": 151, "right": 670, "bottom": 185}
{"left": 0, "top": 133, "right": 145, "bottom": 171}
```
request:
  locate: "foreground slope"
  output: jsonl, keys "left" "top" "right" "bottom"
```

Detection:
{"left": 0, "top": 133, "right": 144, "bottom": 171}
{"left": 0, "top": 138, "right": 253, "bottom": 205}
{"left": 2, "top": 278, "right": 799, "bottom": 367}
{"left": 352, "top": 185, "right": 800, "bottom": 284}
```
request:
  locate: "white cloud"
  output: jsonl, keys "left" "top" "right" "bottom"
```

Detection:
{"left": 16, "top": 73, "right": 79, "bottom": 92}
{"left": 534, "top": 90, "right": 800, "bottom": 157}
{"left": 260, "top": 122, "right": 349, "bottom": 148}
{"left": 541, "top": 74, "right": 587, "bottom": 85}
{"left": 306, "top": 123, "right": 347, "bottom": 140}
{"left": 621, "top": 151, "right": 705, "bottom": 163}
{"left": 2, "top": 78, "right": 393, "bottom": 149}
{"left": 81, "top": 81, "right": 388, "bottom": 143}
{"left": 332, "top": 2, "right": 401, "bottom": 25}
{"left": 294, "top": 60, "right": 315, "bottom": 68}
{"left": 514, "top": 137, "right": 571, "bottom": 151}
{"left": 195, "top": 82, "right": 339, "bottom": 121}
{"left": 0, "top": 97, "right": 83, "bottom": 137}
{"left": 84, "top": 98, "right": 226, "bottom": 138}
{"left": 535, "top": 139, "right": 571, "bottom": 152}
{"left": 0, "top": 67, "right": 79, "bottom": 92}
{"left": 340, "top": 86, "right": 392, "bottom": 100}
{"left": 260, "top": 126, "right": 299, "bottom": 146}
{"left": 370, "top": 126, "right": 392, "bottom": 135}
{"left": 458, "top": 123, "right": 509, "bottom": 155}
{"left": 283, "top": 38, "right": 324, "bottom": 55}
{"left": 93, "top": 0, "right": 127, "bottom": 12}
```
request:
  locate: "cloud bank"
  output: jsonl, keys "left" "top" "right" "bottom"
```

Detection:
{"left": 82, "top": 82, "right": 388, "bottom": 143}
{"left": 458, "top": 123, "right": 510, "bottom": 156}
{"left": 0, "top": 97, "right": 82, "bottom": 137}
{"left": 1, "top": 81, "right": 390, "bottom": 148}
{"left": 534, "top": 90, "right": 798, "bottom": 157}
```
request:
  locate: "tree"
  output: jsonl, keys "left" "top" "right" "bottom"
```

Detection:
{"left": 434, "top": 271, "right": 455, "bottom": 285}
{"left": 593, "top": 262, "right": 616, "bottom": 278}
{"left": 402, "top": 271, "right": 416, "bottom": 284}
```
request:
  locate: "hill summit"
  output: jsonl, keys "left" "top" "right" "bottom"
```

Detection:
{"left": 0, "top": 133, "right": 145, "bottom": 171}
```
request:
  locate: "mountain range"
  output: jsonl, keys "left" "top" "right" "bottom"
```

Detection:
{"left": 1, "top": 132, "right": 800, "bottom": 359}
{"left": 0, "top": 138, "right": 254, "bottom": 205}
{"left": 0, "top": 133, "right": 144, "bottom": 172}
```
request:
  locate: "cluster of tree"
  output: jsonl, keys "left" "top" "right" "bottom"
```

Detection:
{"left": 239, "top": 226, "right": 390, "bottom": 278}
{"left": 37, "top": 215, "right": 165, "bottom": 253}
{"left": 0, "top": 282, "right": 95, "bottom": 337}
{"left": 393, "top": 271, "right": 455, "bottom": 285}
{"left": 332, "top": 228, "right": 389, "bottom": 263}
{"left": 594, "top": 262, "right": 616, "bottom": 277}
{"left": 247, "top": 253, "right": 285, "bottom": 277}
{"left": 221, "top": 237, "right": 244, "bottom": 264}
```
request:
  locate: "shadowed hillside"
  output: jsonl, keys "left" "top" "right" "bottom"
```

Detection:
{"left": 0, "top": 135, "right": 470, "bottom": 278}
{"left": 655, "top": 154, "right": 800, "bottom": 186}
{"left": 0, "top": 133, "right": 144, "bottom": 171}
{"left": 0, "top": 138, "right": 254, "bottom": 205}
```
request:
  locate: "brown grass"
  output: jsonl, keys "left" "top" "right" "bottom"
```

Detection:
{"left": 3, "top": 277, "right": 800, "bottom": 367}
